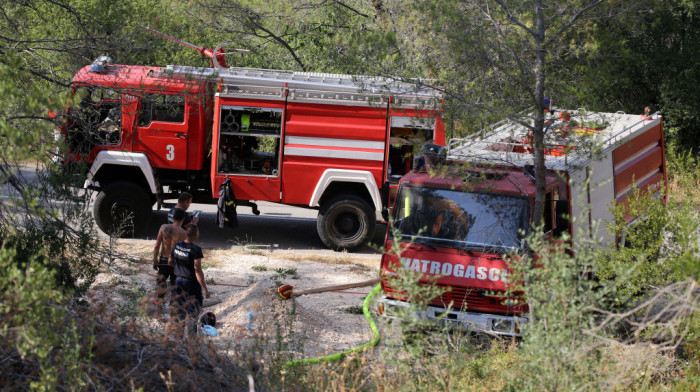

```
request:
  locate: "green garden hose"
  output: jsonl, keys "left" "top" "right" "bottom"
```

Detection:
{"left": 284, "top": 284, "right": 382, "bottom": 366}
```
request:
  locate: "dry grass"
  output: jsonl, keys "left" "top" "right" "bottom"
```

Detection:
{"left": 596, "top": 344, "right": 677, "bottom": 390}
{"left": 205, "top": 246, "right": 379, "bottom": 270}
{"left": 667, "top": 173, "right": 700, "bottom": 207}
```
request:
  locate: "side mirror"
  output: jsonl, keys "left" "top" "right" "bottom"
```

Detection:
{"left": 420, "top": 143, "right": 446, "bottom": 168}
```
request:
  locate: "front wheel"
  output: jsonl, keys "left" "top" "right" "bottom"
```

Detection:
{"left": 94, "top": 181, "right": 152, "bottom": 237}
{"left": 317, "top": 195, "right": 376, "bottom": 251}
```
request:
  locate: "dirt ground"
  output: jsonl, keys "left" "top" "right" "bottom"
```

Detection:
{"left": 89, "top": 239, "right": 383, "bottom": 358}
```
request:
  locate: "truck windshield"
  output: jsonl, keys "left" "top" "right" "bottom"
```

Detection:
{"left": 394, "top": 185, "right": 529, "bottom": 252}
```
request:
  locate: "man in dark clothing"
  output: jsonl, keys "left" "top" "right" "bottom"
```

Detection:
{"left": 169, "top": 225, "right": 210, "bottom": 334}
{"left": 168, "top": 192, "right": 199, "bottom": 228}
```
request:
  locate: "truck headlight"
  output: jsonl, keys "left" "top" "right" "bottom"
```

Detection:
{"left": 491, "top": 319, "right": 514, "bottom": 333}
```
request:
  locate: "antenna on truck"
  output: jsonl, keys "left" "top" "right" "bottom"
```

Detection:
{"left": 140, "top": 25, "right": 249, "bottom": 69}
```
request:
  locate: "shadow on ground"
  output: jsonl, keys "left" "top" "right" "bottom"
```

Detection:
{"left": 138, "top": 210, "right": 387, "bottom": 255}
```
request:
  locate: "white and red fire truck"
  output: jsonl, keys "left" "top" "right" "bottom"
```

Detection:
{"left": 59, "top": 51, "right": 444, "bottom": 250}
{"left": 377, "top": 109, "right": 667, "bottom": 335}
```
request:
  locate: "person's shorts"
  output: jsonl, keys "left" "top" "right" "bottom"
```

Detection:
{"left": 174, "top": 276, "right": 203, "bottom": 316}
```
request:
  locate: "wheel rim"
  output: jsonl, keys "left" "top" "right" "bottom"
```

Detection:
{"left": 331, "top": 210, "right": 364, "bottom": 241}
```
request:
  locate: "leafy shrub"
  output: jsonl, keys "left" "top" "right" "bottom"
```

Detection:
{"left": 0, "top": 244, "right": 90, "bottom": 390}
{"left": 595, "top": 186, "right": 699, "bottom": 300}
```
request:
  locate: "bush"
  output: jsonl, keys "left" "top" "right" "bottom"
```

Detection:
{"left": 0, "top": 244, "right": 90, "bottom": 390}
{"left": 595, "top": 186, "right": 699, "bottom": 300}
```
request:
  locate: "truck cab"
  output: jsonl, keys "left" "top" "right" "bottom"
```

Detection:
{"left": 379, "top": 167, "right": 567, "bottom": 336}
{"left": 59, "top": 62, "right": 213, "bottom": 235}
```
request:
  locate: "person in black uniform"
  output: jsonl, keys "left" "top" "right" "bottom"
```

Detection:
{"left": 168, "top": 192, "right": 200, "bottom": 228}
{"left": 169, "top": 225, "right": 210, "bottom": 334}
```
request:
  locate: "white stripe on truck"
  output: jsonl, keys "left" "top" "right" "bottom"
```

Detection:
{"left": 284, "top": 136, "right": 385, "bottom": 161}
{"left": 284, "top": 147, "right": 384, "bottom": 161}
{"left": 285, "top": 136, "right": 385, "bottom": 150}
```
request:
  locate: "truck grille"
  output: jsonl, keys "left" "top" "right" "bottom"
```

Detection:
{"left": 382, "top": 279, "right": 527, "bottom": 315}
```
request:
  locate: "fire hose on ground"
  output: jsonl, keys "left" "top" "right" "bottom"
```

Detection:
{"left": 147, "top": 271, "right": 383, "bottom": 364}
{"left": 283, "top": 283, "right": 382, "bottom": 367}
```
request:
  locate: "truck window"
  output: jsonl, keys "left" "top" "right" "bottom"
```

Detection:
{"left": 217, "top": 106, "right": 282, "bottom": 176}
{"left": 395, "top": 186, "right": 529, "bottom": 252}
{"left": 69, "top": 86, "right": 122, "bottom": 150}
{"left": 138, "top": 94, "right": 185, "bottom": 126}
{"left": 388, "top": 117, "right": 434, "bottom": 182}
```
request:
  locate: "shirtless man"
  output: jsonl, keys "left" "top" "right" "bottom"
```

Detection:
{"left": 153, "top": 208, "right": 187, "bottom": 301}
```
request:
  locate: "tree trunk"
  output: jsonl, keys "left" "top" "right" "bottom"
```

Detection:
{"left": 531, "top": 0, "right": 547, "bottom": 230}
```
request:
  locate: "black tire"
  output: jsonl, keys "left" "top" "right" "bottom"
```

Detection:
{"left": 317, "top": 195, "right": 376, "bottom": 251}
{"left": 94, "top": 181, "right": 152, "bottom": 237}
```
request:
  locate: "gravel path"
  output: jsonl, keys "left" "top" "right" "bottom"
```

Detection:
{"left": 90, "top": 239, "right": 383, "bottom": 358}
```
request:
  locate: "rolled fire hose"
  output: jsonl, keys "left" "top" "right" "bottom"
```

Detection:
{"left": 284, "top": 284, "right": 382, "bottom": 367}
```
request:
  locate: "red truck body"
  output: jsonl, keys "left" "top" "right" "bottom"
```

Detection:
{"left": 60, "top": 59, "right": 444, "bottom": 250}
{"left": 378, "top": 110, "right": 667, "bottom": 335}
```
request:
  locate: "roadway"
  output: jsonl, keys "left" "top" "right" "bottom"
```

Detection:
{"left": 3, "top": 165, "right": 387, "bottom": 256}
{"left": 134, "top": 201, "right": 388, "bottom": 256}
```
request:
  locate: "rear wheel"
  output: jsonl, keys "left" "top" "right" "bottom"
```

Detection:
{"left": 94, "top": 181, "right": 152, "bottom": 237}
{"left": 317, "top": 195, "right": 376, "bottom": 251}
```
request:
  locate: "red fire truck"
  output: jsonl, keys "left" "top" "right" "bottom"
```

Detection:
{"left": 377, "top": 109, "right": 667, "bottom": 335}
{"left": 59, "top": 54, "right": 444, "bottom": 250}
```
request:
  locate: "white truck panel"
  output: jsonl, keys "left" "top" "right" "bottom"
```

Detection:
{"left": 588, "top": 152, "right": 616, "bottom": 247}
{"left": 85, "top": 151, "right": 157, "bottom": 194}
{"left": 309, "top": 169, "right": 383, "bottom": 215}
{"left": 568, "top": 167, "right": 589, "bottom": 248}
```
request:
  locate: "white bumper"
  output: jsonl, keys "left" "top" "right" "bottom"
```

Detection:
{"left": 378, "top": 296, "right": 528, "bottom": 336}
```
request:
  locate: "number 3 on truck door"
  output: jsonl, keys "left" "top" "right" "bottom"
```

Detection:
{"left": 166, "top": 145, "right": 175, "bottom": 161}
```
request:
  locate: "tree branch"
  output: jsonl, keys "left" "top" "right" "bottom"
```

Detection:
{"left": 334, "top": 0, "right": 370, "bottom": 18}
{"left": 546, "top": 0, "right": 605, "bottom": 46}
{"left": 494, "top": 0, "right": 536, "bottom": 37}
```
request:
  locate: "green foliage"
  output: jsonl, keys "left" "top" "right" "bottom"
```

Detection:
{"left": 0, "top": 53, "right": 71, "bottom": 163}
{"left": 596, "top": 186, "right": 699, "bottom": 299}
{"left": 271, "top": 267, "right": 299, "bottom": 284}
{"left": 0, "top": 245, "right": 91, "bottom": 391}
{"left": 0, "top": 51, "right": 103, "bottom": 295}
{"left": 563, "top": 0, "right": 700, "bottom": 150}
{"left": 673, "top": 313, "right": 700, "bottom": 390}
{"left": 342, "top": 305, "right": 364, "bottom": 315}
{"left": 503, "top": 230, "right": 615, "bottom": 391}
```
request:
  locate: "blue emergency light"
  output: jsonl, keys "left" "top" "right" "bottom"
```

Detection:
{"left": 91, "top": 56, "right": 112, "bottom": 73}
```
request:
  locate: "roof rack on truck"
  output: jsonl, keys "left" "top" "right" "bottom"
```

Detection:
{"left": 447, "top": 109, "right": 661, "bottom": 172}
{"left": 159, "top": 64, "right": 442, "bottom": 108}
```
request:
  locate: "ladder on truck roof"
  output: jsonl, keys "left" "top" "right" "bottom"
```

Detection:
{"left": 159, "top": 64, "right": 442, "bottom": 108}
{"left": 446, "top": 110, "right": 662, "bottom": 171}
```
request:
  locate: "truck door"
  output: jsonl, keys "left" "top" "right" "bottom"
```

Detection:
{"left": 212, "top": 104, "right": 283, "bottom": 201}
{"left": 385, "top": 116, "right": 436, "bottom": 207}
{"left": 134, "top": 93, "right": 189, "bottom": 170}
